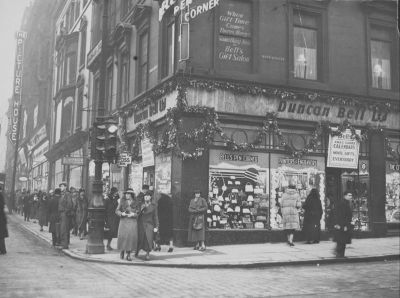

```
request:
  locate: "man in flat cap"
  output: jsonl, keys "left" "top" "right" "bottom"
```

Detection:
{"left": 58, "top": 182, "right": 74, "bottom": 249}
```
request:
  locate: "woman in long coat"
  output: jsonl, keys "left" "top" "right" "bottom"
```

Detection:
{"left": 188, "top": 190, "right": 207, "bottom": 251}
{"left": 136, "top": 193, "right": 159, "bottom": 261}
{"left": 116, "top": 189, "right": 139, "bottom": 261}
{"left": 104, "top": 187, "right": 120, "bottom": 250}
{"left": 281, "top": 185, "right": 301, "bottom": 246}
{"left": 157, "top": 193, "right": 174, "bottom": 252}
{"left": 333, "top": 191, "right": 353, "bottom": 258}
{"left": 75, "top": 189, "right": 88, "bottom": 240}
{"left": 48, "top": 189, "right": 61, "bottom": 246}
{"left": 38, "top": 191, "right": 49, "bottom": 231}
{"left": 302, "top": 188, "right": 323, "bottom": 244}
{"left": 0, "top": 190, "right": 8, "bottom": 254}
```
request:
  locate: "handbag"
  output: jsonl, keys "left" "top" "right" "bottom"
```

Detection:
{"left": 245, "top": 182, "right": 254, "bottom": 192}
{"left": 192, "top": 215, "right": 204, "bottom": 230}
{"left": 254, "top": 186, "right": 263, "bottom": 194}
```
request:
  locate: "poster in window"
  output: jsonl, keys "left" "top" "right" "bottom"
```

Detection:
{"left": 327, "top": 129, "right": 360, "bottom": 169}
{"left": 155, "top": 153, "right": 172, "bottom": 196}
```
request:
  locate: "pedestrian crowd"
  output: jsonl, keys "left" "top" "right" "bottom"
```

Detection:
{"left": 0, "top": 183, "right": 355, "bottom": 259}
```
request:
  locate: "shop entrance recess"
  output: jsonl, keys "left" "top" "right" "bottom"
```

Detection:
{"left": 326, "top": 159, "right": 370, "bottom": 232}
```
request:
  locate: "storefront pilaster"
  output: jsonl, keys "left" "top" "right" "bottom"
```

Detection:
{"left": 369, "top": 130, "right": 387, "bottom": 236}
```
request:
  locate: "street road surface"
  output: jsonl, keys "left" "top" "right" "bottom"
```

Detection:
{"left": 0, "top": 220, "right": 399, "bottom": 298}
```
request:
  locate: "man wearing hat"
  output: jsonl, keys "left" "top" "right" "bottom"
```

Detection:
{"left": 58, "top": 182, "right": 74, "bottom": 249}
{"left": 104, "top": 187, "right": 120, "bottom": 250}
{"left": 137, "top": 184, "right": 150, "bottom": 205}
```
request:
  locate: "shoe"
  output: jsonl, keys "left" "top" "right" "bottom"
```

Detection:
{"left": 305, "top": 241, "right": 312, "bottom": 244}
{"left": 134, "top": 252, "right": 139, "bottom": 258}
{"left": 126, "top": 255, "right": 132, "bottom": 261}
{"left": 107, "top": 245, "right": 113, "bottom": 251}
{"left": 199, "top": 246, "right": 206, "bottom": 251}
{"left": 145, "top": 254, "right": 150, "bottom": 261}
{"left": 168, "top": 247, "right": 173, "bottom": 253}
{"left": 193, "top": 246, "right": 199, "bottom": 250}
{"left": 289, "top": 242, "right": 295, "bottom": 247}
{"left": 120, "top": 251, "right": 124, "bottom": 260}
{"left": 40, "top": 228, "right": 43, "bottom": 232}
{"left": 313, "top": 240, "right": 319, "bottom": 244}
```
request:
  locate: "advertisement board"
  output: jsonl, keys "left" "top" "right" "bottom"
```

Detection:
{"left": 327, "top": 129, "right": 360, "bottom": 169}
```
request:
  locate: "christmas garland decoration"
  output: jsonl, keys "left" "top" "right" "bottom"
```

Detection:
{"left": 385, "top": 138, "right": 400, "bottom": 162}
{"left": 120, "top": 76, "right": 389, "bottom": 160}
{"left": 328, "top": 119, "right": 369, "bottom": 142}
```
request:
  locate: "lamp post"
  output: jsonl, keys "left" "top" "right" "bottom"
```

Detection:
{"left": 86, "top": 0, "right": 109, "bottom": 254}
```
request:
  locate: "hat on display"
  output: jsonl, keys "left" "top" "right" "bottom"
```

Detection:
{"left": 213, "top": 205, "right": 221, "bottom": 212}
{"left": 247, "top": 195, "right": 254, "bottom": 202}
{"left": 227, "top": 207, "right": 234, "bottom": 213}
{"left": 218, "top": 196, "right": 224, "bottom": 202}
{"left": 235, "top": 206, "right": 241, "bottom": 213}
{"left": 207, "top": 217, "right": 212, "bottom": 223}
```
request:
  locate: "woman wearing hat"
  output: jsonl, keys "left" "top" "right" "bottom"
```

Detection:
{"left": 116, "top": 188, "right": 139, "bottom": 261}
{"left": 136, "top": 193, "right": 159, "bottom": 261}
{"left": 188, "top": 189, "right": 207, "bottom": 251}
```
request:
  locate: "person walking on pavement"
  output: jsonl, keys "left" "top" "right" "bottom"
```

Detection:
{"left": 75, "top": 189, "right": 88, "bottom": 240}
{"left": 38, "top": 191, "right": 49, "bottom": 232}
{"left": 302, "top": 188, "right": 323, "bottom": 244}
{"left": 188, "top": 189, "right": 207, "bottom": 251}
{"left": 104, "top": 187, "right": 120, "bottom": 250}
{"left": 58, "top": 182, "right": 74, "bottom": 249}
{"left": 0, "top": 187, "right": 8, "bottom": 255}
{"left": 48, "top": 189, "right": 61, "bottom": 246}
{"left": 22, "top": 189, "right": 31, "bottom": 222}
{"left": 333, "top": 190, "right": 353, "bottom": 258}
{"left": 136, "top": 193, "right": 159, "bottom": 261}
{"left": 157, "top": 193, "right": 174, "bottom": 252}
{"left": 281, "top": 184, "right": 301, "bottom": 247}
{"left": 116, "top": 188, "right": 139, "bottom": 261}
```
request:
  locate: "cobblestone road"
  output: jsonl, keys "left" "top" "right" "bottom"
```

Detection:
{"left": 1, "top": 220, "right": 399, "bottom": 298}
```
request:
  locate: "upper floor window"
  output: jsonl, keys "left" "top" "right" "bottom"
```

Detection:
{"left": 79, "top": 26, "right": 87, "bottom": 68}
{"left": 138, "top": 30, "right": 149, "bottom": 94}
{"left": 106, "top": 65, "right": 114, "bottom": 111}
{"left": 161, "top": 15, "right": 175, "bottom": 78}
{"left": 65, "top": 52, "right": 77, "bottom": 85}
{"left": 293, "top": 10, "right": 320, "bottom": 80}
{"left": 61, "top": 97, "right": 74, "bottom": 139}
{"left": 76, "top": 86, "right": 84, "bottom": 129}
{"left": 118, "top": 52, "right": 130, "bottom": 105}
{"left": 370, "top": 26, "right": 393, "bottom": 90}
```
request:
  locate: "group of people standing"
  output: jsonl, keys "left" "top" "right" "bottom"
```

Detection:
{"left": 279, "top": 185, "right": 353, "bottom": 257}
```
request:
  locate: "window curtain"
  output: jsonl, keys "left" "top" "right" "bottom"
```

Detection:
{"left": 294, "top": 27, "right": 317, "bottom": 80}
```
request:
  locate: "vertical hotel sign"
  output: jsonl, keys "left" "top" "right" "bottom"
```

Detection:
{"left": 8, "top": 31, "right": 27, "bottom": 146}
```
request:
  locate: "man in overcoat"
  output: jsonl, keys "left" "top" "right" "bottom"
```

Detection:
{"left": 48, "top": 189, "right": 61, "bottom": 246}
{"left": 104, "top": 187, "right": 120, "bottom": 250}
{"left": 22, "top": 189, "right": 31, "bottom": 221}
{"left": 58, "top": 182, "right": 74, "bottom": 249}
{"left": 333, "top": 191, "right": 353, "bottom": 258}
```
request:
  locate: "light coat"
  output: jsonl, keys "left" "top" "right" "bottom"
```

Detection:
{"left": 116, "top": 197, "right": 139, "bottom": 251}
{"left": 281, "top": 188, "right": 301, "bottom": 230}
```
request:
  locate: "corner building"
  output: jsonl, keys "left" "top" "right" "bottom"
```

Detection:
{"left": 91, "top": 0, "right": 399, "bottom": 246}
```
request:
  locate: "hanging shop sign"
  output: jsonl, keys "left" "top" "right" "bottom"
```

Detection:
{"left": 62, "top": 156, "right": 84, "bottom": 166}
{"left": 141, "top": 138, "right": 155, "bottom": 167}
{"left": 118, "top": 151, "right": 132, "bottom": 167}
{"left": 27, "top": 125, "right": 47, "bottom": 151}
{"left": 187, "top": 89, "right": 399, "bottom": 129}
{"left": 327, "top": 129, "right": 360, "bottom": 169}
{"left": 159, "top": 0, "right": 219, "bottom": 22}
{"left": 8, "top": 31, "right": 27, "bottom": 146}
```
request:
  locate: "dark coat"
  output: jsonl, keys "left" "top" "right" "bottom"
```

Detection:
{"left": 75, "top": 195, "right": 88, "bottom": 231}
{"left": 137, "top": 202, "right": 159, "bottom": 252}
{"left": 333, "top": 199, "right": 353, "bottom": 244}
{"left": 158, "top": 194, "right": 173, "bottom": 243}
{"left": 38, "top": 194, "right": 49, "bottom": 226}
{"left": 302, "top": 192, "right": 323, "bottom": 240}
{"left": 187, "top": 197, "right": 208, "bottom": 242}
{"left": 104, "top": 194, "right": 120, "bottom": 239}
{"left": 22, "top": 193, "right": 31, "bottom": 213}
{"left": 0, "top": 193, "right": 8, "bottom": 239}
{"left": 48, "top": 194, "right": 60, "bottom": 233}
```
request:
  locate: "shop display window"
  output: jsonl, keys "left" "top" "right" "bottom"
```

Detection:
{"left": 341, "top": 161, "right": 370, "bottom": 231}
{"left": 385, "top": 162, "right": 400, "bottom": 223}
{"left": 271, "top": 165, "right": 325, "bottom": 230}
{"left": 208, "top": 167, "right": 269, "bottom": 229}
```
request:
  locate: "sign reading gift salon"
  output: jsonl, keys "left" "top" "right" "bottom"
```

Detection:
{"left": 327, "top": 129, "right": 360, "bottom": 169}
